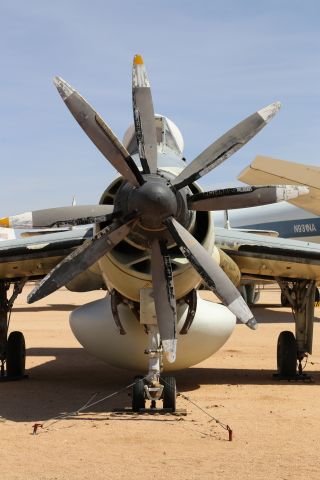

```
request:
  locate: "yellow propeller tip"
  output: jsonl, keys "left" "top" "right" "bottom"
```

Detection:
{"left": 0, "top": 217, "right": 9, "bottom": 228}
{"left": 134, "top": 54, "right": 144, "bottom": 65}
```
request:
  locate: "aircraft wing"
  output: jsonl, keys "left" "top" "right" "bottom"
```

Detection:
{"left": 0, "top": 227, "right": 103, "bottom": 290}
{"left": 215, "top": 226, "right": 320, "bottom": 282}
{"left": 238, "top": 155, "right": 320, "bottom": 216}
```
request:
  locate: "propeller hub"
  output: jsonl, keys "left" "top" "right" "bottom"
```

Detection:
{"left": 113, "top": 172, "right": 194, "bottom": 248}
{"left": 130, "top": 176, "right": 177, "bottom": 230}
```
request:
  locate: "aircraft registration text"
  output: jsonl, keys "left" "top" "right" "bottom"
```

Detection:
{"left": 293, "top": 223, "right": 317, "bottom": 233}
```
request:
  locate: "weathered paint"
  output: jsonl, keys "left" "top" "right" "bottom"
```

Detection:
{"left": 172, "top": 102, "right": 282, "bottom": 190}
{"left": 257, "top": 101, "right": 281, "bottom": 123}
{"left": 189, "top": 185, "right": 309, "bottom": 211}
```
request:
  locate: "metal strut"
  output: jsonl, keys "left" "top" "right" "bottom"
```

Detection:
{"left": 276, "top": 278, "right": 316, "bottom": 360}
{"left": 110, "top": 289, "right": 126, "bottom": 335}
{"left": 180, "top": 289, "right": 197, "bottom": 335}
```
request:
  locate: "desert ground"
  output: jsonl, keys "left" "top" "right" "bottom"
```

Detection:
{"left": 0, "top": 284, "right": 320, "bottom": 480}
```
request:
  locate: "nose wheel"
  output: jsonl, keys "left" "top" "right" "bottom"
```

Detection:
{"left": 132, "top": 376, "right": 146, "bottom": 412}
{"left": 131, "top": 375, "right": 177, "bottom": 412}
{"left": 161, "top": 376, "right": 177, "bottom": 411}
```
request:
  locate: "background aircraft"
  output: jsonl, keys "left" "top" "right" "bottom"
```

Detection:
{"left": 217, "top": 156, "right": 320, "bottom": 305}
{"left": 239, "top": 155, "right": 320, "bottom": 217}
{"left": 1, "top": 56, "right": 319, "bottom": 411}
{"left": 232, "top": 156, "right": 320, "bottom": 242}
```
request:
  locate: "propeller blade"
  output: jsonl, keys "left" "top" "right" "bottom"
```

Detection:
{"left": 165, "top": 217, "right": 257, "bottom": 329}
{"left": 53, "top": 76, "right": 144, "bottom": 187}
{"left": 132, "top": 55, "right": 157, "bottom": 174}
{"left": 0, "top": 205, "right": 114, "bottom": 229}
{"left": 27, "top": 214, "right": 137, "bottom": 304}
{"left": 188, "top": 185, "right": 309, "bottom": 211}
{"left": 151, "top": 239, "right": 177, "bottom": 362}
{"left": 172, "top": 102, "right": 281, "bottom": 190}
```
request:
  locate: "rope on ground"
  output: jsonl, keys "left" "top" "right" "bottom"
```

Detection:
{"left": 175, "top": 388, "right": 233, "bottom": 441}
{"left": 32, "top": 376, "right": 233, "bottom": 441}
{"left": 34, "top": 377, "right": 148, "bottom": 434}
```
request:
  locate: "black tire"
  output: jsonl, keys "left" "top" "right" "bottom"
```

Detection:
{"left": 6, "top": 331, "right": 26, "bottom": 378}
{"left": 245, "top": 285, "right": 256, "bottom": 306}
{"left": 253, "top": 290, "right": 260, "bottom": 304}
{"left": 132, "top": 375, "right": 145, "bottom": 412}
{"left": 162, "top": 376, "right": 176, "bottom": 412}
{"left": 239, "top": 286, "right": 247, "bottom": 304}
{"left": 277, "top": 331, "right": 297, "bottom": 378}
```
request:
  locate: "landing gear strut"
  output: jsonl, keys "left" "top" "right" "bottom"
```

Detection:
{"left": 0, "top": 280, "right": 27, "bottom": 380}
{"left": 281, "top": 285, "right": 320, "bottom": 307}
{"left": 276, "top": 278, "right": 316, "bottom": 380}
{"left": 131, "top": 324, "right": 177, "bottom": 412}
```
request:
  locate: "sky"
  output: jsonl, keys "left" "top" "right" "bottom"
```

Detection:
{"left": 1, "top": 0, "right": 320, "bottom": 214}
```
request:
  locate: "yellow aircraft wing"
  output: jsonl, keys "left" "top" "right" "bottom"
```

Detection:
{"left": 238, "top": 155, "right": 320, "bottom": 216}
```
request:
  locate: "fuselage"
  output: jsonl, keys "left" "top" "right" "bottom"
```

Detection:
{"left": 215, "top": 202, "right": 320, "bottom": 243}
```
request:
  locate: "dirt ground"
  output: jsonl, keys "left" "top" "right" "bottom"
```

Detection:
{"left": 0, "top": 284, "right": 320, "bottom": 480}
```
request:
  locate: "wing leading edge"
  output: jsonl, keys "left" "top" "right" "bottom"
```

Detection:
{"left": 215, "top": 226, "right": 320, "bottom": 282}
{"left": 0, "top": 228, "right": 95, "bottom": 281}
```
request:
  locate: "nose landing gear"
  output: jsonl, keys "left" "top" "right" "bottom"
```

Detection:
{"left": 131, "top": 325, "right": 177, "bottom": 413}
{"left": 131, "top": 375, "right": 177, "bottom": 413}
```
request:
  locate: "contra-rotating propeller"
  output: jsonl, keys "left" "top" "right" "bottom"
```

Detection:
{"left": 24, "top": 54, "right": 303, "bottom": 363}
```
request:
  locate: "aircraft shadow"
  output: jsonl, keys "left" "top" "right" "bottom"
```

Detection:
{"left": 13, "top": 304, "right": 320, "bottom": 322}
{"left": 248, "top": 306, "right": 320, "bottom": 324}
{"left": 1, "top": 346, "right": 319, "bottom": 423}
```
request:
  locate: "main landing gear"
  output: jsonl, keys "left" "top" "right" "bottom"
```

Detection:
{"left": 0, "top": 280, "right": 28, "bottom": 381}
{"left": 276, "top": 278, "right": 316, "bottom": 380}
{"left": 131, "top": 325, "right": 177, "bottom": 413}
{"left": 281, "top": 286, "right": 320, "bottom": 307}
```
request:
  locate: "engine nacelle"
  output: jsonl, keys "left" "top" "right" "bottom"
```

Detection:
{"left": 216, "top": 247, "right": 241, "bottom": 287}
{"left": 98, "top": 171, "right": 215, "bottom": 303}
{"left": 70, "top": 293, "right": 236, "bottom": 371}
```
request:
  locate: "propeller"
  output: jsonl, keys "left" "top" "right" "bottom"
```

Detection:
{"left": 27, "top": 214, "right": 138, "bottom": 304}
{"left": 0, "top": 205, "right": 114, "bottom": 229}
{"left": 53, "top": 76, "right": 144, "bottom": 187}
{"left": 132, "top": 54, "right": 157, "bottom": 174}
{"left": 165, "top": 217, "right": 257, "bottom": 329}
{"left": 151, "top": 239, "right": 177, "bottom": 362}
{"left": 171, "top": 102, "right": 281, "bottom": 190}
{"left": 188, "top": 185, "right": 309, "bottom": 211}
{"left": 26, "top": 54, "right": 291, "bottom": 359}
